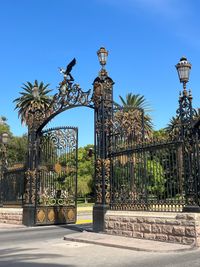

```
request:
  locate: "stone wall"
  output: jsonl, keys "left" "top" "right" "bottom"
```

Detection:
{"left": 104, "top": 211, "right": 200, "bottom": 246}
{"left": 0, "top": 208, "right": 23, "bottom": 224}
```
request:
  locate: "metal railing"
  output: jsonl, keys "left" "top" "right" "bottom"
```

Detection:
{"left": 109, "top": 133, "right": 194, "bottom": 212}
{"left": 0, "top": 167, "right": 25, "bottom": 206}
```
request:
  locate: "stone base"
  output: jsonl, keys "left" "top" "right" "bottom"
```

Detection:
{"left": 104, "top": 211, "right": 200, "bottom": 247}
{"left": 0, "top": 208, "right": 23, "bottom": 224}
{"left": 22, "top": 205, "right": 35, "bottom": 226}
{"left": 93, "top": 204, "right": 109, "bottom": 232}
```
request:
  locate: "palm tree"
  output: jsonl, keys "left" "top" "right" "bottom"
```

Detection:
{"left": 114, "top": 93, "right": 153, "bottom": 140}
{"left": 14, "top": 80, "right": 52, "bottom": 125}
{"left": 165, "top": 116, "right": 180, "bottom": 134}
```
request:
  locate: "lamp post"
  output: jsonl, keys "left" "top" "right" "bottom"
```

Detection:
{"left": 97, "top": 47, "right": 108, "bottom": 69}
{"left": 176, "top": 57, "right": 200, "bottom": 212}
{"left": 175, "top": 56, "right": 194, "bottom": 137}
{"left": 0, "top": 132, "right": 9, "bottom": 206}
{"left": 93, "top": 47, "right": 114, "bottom": 231}
{"left": 175, "top": 56, "right": 191, "bottom": 91}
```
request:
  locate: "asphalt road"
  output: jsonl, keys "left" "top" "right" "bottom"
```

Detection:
{"left": 0, "top": 225, "right": 200, "bottom": 267}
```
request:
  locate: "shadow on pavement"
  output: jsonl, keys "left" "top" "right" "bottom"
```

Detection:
{"left": 58, "top": 223, "right": 93, "bottom": 232}
{"left": 0, "top": 247, "right": 75, "bottom": 267}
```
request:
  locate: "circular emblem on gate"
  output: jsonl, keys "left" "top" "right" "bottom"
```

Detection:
{"left": 54, "top": 162, "right": 62, "bottom": 174}
{"left": 67, "top": 209, "right": 75, "bottom": 221}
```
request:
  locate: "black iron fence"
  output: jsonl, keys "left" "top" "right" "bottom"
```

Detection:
{"left": 0, "top": 167, "right": 25, "bottom": 206}
{"left": 109, "top": 132, "right": 199, "bottom": 212}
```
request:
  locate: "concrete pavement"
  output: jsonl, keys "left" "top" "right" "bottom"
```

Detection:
{"left": 64, "top": 231, "right": 196, "bottom": 253}
{"left": 0, "top": 221, "right": 197, "bottom": 252}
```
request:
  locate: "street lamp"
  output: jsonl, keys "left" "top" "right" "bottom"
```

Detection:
{"left": 0, "top": 132, "right": 9, "bottom": 168}
{"left": 97, "top": 47, "right": 108, "bottom": 69}
{"left": 175, "top": 56, "right": 192, "bottom": 90}
{"left": 1, "top": 132, "right": 9, "bottom": 145}
{"left": 0, "top": 132, "right": 9, "bottom": 206}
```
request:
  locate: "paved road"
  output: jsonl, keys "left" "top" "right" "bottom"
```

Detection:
{"left": 0, "top": 225, "right": 200, "bottom": 267}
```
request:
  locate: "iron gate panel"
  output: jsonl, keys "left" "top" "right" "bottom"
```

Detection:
{"left": 1, "top": 167, "right": 25, "bottom": 206}
{"left": 36, "top": 126, "right": 78, "bottom": 225}
{"left": 110, "top": 133, "right": 186, "bottom": 212}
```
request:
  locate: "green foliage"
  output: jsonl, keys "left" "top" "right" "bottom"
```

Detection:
{"left": 0, "top": 117, "right": 27, "bottom": 165}
{"left": 117, "top": 93, "right": 152, "bottom": 112}
{"left": 114, "top": 157, "right": 165, "bottom": 196}
{"left": 0, "top": 116, "right": 11, "bottom": 136}
{"left": 13, "top": 80, "right": 52, "bottom": 125}
{"left": 77, "top": 144, "right": 94, "bottom": 198}
{"left": 145, "top": 159, "right": 165, "bottom": 194}
{"left": 115, "top": 93, "right": 153, "bottom": 138}
{"left": 7, "top": 134, "right": 28, "bottom": 165}
{"left": 153, "top": 129, "right": 168, "bottom": 141}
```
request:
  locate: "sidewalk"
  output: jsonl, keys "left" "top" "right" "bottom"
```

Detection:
{"left": 0, "top": 221, "right": 197, "bottom": 252}
{"left": 64, "top": 231, "right": 197, "bottom": 253}
{"left": 0, "top": 223, "right": 26, "bottom": 230}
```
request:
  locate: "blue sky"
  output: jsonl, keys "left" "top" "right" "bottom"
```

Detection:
{"left": 0, "top": 0, "right": 200, "bottom": 147}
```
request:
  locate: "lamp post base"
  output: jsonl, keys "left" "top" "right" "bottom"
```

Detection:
{"left": 23, "top": 205, "right": 35, "bottom": 226}
{"left": 93, "top": 204, "right": 109, "bottom": 232}
{"left": 182, "top": 205, "right": 200, "bottom": 213}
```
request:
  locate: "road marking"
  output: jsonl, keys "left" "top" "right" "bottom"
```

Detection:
{"left": 76, "top": 219, "right": 92, "bottom": 224}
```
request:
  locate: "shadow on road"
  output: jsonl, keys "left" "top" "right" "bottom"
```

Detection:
{"left": 57, "top": 223, "right": 93, "bottom": 232}
{"left": 0, "top": 247, "right": 75, "bottom": 267}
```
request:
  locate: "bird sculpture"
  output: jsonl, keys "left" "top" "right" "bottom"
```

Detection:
{"left": 59, "top": 58, "right": 76, "bottom": 81}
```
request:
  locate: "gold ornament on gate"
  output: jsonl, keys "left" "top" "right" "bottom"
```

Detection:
{"left": 54, "top": 162, "right": 62, "bottom": 174}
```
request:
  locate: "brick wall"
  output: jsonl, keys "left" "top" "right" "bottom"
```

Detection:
{"left": 0, "top": 208, "right": 23, "bottom": 225}
{"left": 104, "top": 211, "right": 200, "bottom": 246}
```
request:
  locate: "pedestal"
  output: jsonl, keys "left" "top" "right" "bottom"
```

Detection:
{"left": 23, "top": 205, "right": 35, "bottom": 226}
{"left": 93, "top": 204, "right": 109, "bottom": 232}
{"left": 182, "top": 205, "right": 200, "bottom": 212}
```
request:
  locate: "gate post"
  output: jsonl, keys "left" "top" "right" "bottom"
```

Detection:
{"left": 175, "top": 60, "right": 200, "bottom": 212}
{"left": 93, "top": 48, "right": 114, "bottom": 231}
{"left": 178, "top": 89, "right": 200, "bottom": 212}
{"left": 23, "top": 108, "right": 43, "bottom": 226}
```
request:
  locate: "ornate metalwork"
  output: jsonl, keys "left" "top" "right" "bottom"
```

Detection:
{"left": 110, "top": 138, "right": 185, "bottom": 212}
{"left": 1, "top": 167, "right": 25, "bottom": 206}
{"left": 36, "top": 68, "right": 94, "bottom": 132}
{"left": 95, "top": 158, "right": 111, "bottom": 204}
{"left": 94, "top": 69, "right": 114, "bottom": 207}
{"left": 35, "top": 126, "right": 78, "bottom": 225}
{"left": 24, "top": 169, "right": 37, "bottom": 205}
{"left": 176, "top": 89, "right": 198, "bottom": 139}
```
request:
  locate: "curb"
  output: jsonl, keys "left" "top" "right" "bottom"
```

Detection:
{"left": 64, "top": 232, "right": 197, "bottom": 253}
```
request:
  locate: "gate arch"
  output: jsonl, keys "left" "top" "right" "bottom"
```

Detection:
{"left": 22, "top": 55, "right": 114, "bottom": 226}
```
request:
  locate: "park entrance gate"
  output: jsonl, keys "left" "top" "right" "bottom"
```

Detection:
{"left": 8, "top": 49, "right": 200, "bottom": 229}
{"left": 35, "top": 126, "right": 78, "bottom": 225}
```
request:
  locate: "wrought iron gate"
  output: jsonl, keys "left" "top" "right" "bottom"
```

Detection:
{"left": 35, "top": 126, "right": 78, "bottom": 225}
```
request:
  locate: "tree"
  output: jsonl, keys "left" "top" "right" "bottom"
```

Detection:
{"left": 153, "top": 129, "right": 168, "bottom": 141}
{"left": 13, "top": 80, "right": 52, "bottom": 125}
{"left": 7, "top": 134, "right": 28, "bottom": 165}
{"left": 77, "top": 145, "right": 94, "bottom": 202}
{"left": 0, "top": 116, "right": 10, "bottom": 135}
{"left": 114, "top": 93, "right": 153, "bottom": 141}
{"left": 0, "top": 117, "right": 28, "bottom": 166}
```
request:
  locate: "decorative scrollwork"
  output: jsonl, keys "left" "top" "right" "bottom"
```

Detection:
{"left": 24, "top": 169, "right": 37, "bottom": 204}
{"left": 41, "top": 127, "right": 77, "bottom": 151}
{"left": 95, "top": 158, "right": 111, "bottom": 204}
